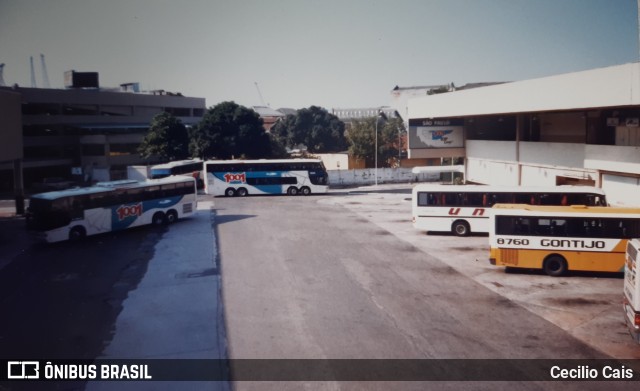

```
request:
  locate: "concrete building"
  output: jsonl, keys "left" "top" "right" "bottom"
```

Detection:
{"left": 0, "top": 78, "right": 205, "bottom": 191}
{"left": 407, "top": 62, "right": 640, "bottom": 206}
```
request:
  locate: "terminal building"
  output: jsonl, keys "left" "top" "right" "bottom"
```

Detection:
{"left": 0, "top": 71, "right": 206, "bottom": 191}
{"left": 407, "top": 62, "right": 640, "bottom": 206}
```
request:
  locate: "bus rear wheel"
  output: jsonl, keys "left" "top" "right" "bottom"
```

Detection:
{"left": 543, "top": 255, "right": 567, "bottom": 277}
{"left": 166, "top": 210, "right": 178, "bottom": 224}
{"left": 225, "top": 188, "right": 236, "bottom": 197}
{"left": 152, "top": 212, "right": 166, "bottom": 226}
{"left": 452, "top": 220, "right": 470, "bottom": 236}
{"left": 69, "top": 226, "right": 86, "bottom": 241}
{"left": 237, "top": 187, "right": 248, "bottom": 197}
{"left": 300, "top": 186, "right": 311, "bottom": 196}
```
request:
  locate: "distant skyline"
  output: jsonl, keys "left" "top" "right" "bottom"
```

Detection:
{"left": 1, "top": 0, "right": 639, "bottom": 110}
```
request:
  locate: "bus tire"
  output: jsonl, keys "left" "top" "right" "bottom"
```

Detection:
{"left": 300, "top": 186, "right": 311, "bottom": 196}
{"left": 225, "top": 188, "right": 236, "bottom": 197}
{"left": 166, "top": 210, "right": 178, "bottom": 224}
{"left": 287, "top": 186, "right": 299, "bottom": 196}
{"left": 69, "top": 226, "right": 86, "bottom": 241}
{"left": 543, "top": 255, "right": 567, "bottom": 277}
{"left": 237, "top": 187, "right": 248, "bottom": 197}
{"left": 152, "top": 212, "right": 166, "bottom": 226}
{"left": 452, "top": 220, "right": 470, "bottom": 236}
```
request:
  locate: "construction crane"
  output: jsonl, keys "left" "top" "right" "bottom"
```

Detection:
{"left": 0, "top": 63, "right": 5, "bottom": 87}
{"left": 30, "top": 56, "right": 37, "bottom": 87}
{"left": 254, "top": 81, "right": 267, "bottom": 106}
{"left": 40, "top": 54, "right": 50, "bottom": 88}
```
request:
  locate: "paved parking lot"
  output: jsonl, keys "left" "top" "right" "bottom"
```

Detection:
{"left": 323, "top": 185, "right": 640, "bottom": 359}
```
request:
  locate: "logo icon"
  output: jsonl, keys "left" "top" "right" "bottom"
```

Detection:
{"left": 116, "top": 203, "right": 143, "bottom": 221}
{"left": 224, "top": 173, "right": 246, "bottom": 183}
{"left": 7, "top": 361, "right": 40, "bottom": 379}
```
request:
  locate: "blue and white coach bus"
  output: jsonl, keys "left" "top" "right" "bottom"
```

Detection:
{"left": 204, "top": 159, "right": 329, "bottom": 196}
{"left": 26, "top": 176, "right": 197, "bottom": 243}
{"left": 149, "top": 159, "right": 204, "bottom": 189}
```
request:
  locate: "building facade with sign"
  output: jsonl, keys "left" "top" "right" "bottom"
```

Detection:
{"left": 407, "top": 62, "right": 640, "bottom": 206}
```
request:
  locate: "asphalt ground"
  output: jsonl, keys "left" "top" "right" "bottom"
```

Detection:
{"left": 322, "top": 184, "right": 640, "bottom": 359}
{"left": 0, "top": 183, "right": 638, "bottom": 391}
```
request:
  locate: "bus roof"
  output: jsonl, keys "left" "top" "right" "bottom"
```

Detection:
{"left": 492, "top": 204, "right": 640, "bottom": 215}
{"left": 205, "top": 158, "right": 322, "bottom": 164}
{"left": 31, "top": 186, "right": 112, "bottom": 200}
{"left": 31, "top": 176, "right": 195, "bottom": 200}
{"left": 150, "top": 159, "right": 202, "bottom": 170}
{"left": 412, "top": 184, "right": 605, "bottom": 195}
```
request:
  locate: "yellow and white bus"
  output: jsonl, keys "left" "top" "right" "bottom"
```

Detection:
{"left": 624, "top": 239, "right": 640, "bottom": 343}
{"left": 412, "top": 185, "right": 607, "bottom": 236}
{"left": 488, "top": 204, "right": 640, "bottom": 276}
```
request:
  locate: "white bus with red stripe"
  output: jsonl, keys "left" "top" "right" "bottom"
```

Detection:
{"left": 411, "top": 184, "right": 607, "bottom": 236}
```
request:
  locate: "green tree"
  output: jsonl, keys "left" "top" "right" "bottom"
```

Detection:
{"left": 346, "top": 116, "right": 404, "bottom": 168}
{"left": 138, "top": 112, "right": 189, "bottom": 162}
{"left": 270, "top": 106, "right": 346, "bottom": 153}
{"left": 189, "top": 101, "right": 271, "bottom": 159}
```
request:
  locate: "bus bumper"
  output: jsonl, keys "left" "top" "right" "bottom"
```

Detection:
{"left": 623, "top": 301, "right": 640, "bottom": 344}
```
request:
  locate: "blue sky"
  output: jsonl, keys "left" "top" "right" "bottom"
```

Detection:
{"left": 0, "top": 0, "right": 638, "bottom": 110}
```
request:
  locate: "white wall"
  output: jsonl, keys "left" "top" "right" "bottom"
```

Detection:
{"left": 466, "top": 158, "right": 519, "bottom": 185}
{"left": 127, "top": 166, "right": 149, "bottom": 180}
{"left": 466, "top": 140, "right": 516, "bottom": 161}
{"left": 466, "top": 140, "right": 596, "bottom": 186}
{"left": 316, "top": 153, "right": 350, "bottom": 170}
{"left": 602, "top": 174, "right": 640, "bottom": 206}
{"left": 584, "top": 144, "right": 640, "bottom": 175}
{"left": 328, "top": 168, "right": 439, "bottom": 186}
{"left": 520, "top": 142, "right": 585, "bottom": 168}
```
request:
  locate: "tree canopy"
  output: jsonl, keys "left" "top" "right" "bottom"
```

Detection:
{"left": 346, "top": 116, "right": 404, "bottom": 168}
{"left": 138, "top": 112, "right": 190, "bottom": 162}
{"left": 189, "top": 101, "right": 272, "bottom": 159}
{"left": 270, "top": 106, "right": 346, "bottom": 153}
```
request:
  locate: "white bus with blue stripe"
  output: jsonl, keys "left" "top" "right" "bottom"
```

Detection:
{"left": 204, "top": 159, "right": 329, "bottom": 197}
{"left": 26, "top": 176, "right": 197, "bottom": 243}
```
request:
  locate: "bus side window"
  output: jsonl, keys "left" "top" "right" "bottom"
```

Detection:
{"left": 583, "top": 219, "right": 602, "bottom": 238}
{"left": 417, "top": 192, "right": 428, "bottom": 206}
{"left": 429, "top": 193, "right": 438, "bottom": 206}
{"left": 161, "top": 183, "right": 177, "bottom": 197}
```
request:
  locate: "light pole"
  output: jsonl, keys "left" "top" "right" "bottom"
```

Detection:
{"left": 374, "top": 109, "right": 387, "bottom": 186}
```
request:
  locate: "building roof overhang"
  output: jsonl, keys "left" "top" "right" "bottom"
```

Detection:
{"left": 408, "top": 62, "right": 640, "bottom": 119}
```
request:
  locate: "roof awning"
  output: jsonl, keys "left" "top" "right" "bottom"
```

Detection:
{"left": 408, "top": 63, "right": 640, "bottom": 119}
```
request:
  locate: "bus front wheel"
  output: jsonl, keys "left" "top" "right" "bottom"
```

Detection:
{"left": 452, "top": 220, "right": 470, "bottom": 236}
{"left": 543, "top": 255, "right": 567, "bottom": 277}
{"left": 69, "top": 226, "right": 86, "bottom": 241}
{"left": 225, "top": 188, "right": 236, "bottom": 197}
{"left": 287, "top": 187, "right": 299, "bottom": 196}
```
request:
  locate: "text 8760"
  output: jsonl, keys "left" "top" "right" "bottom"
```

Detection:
{"left": 496, "top": 238, "right": 530, "bottom": 245}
